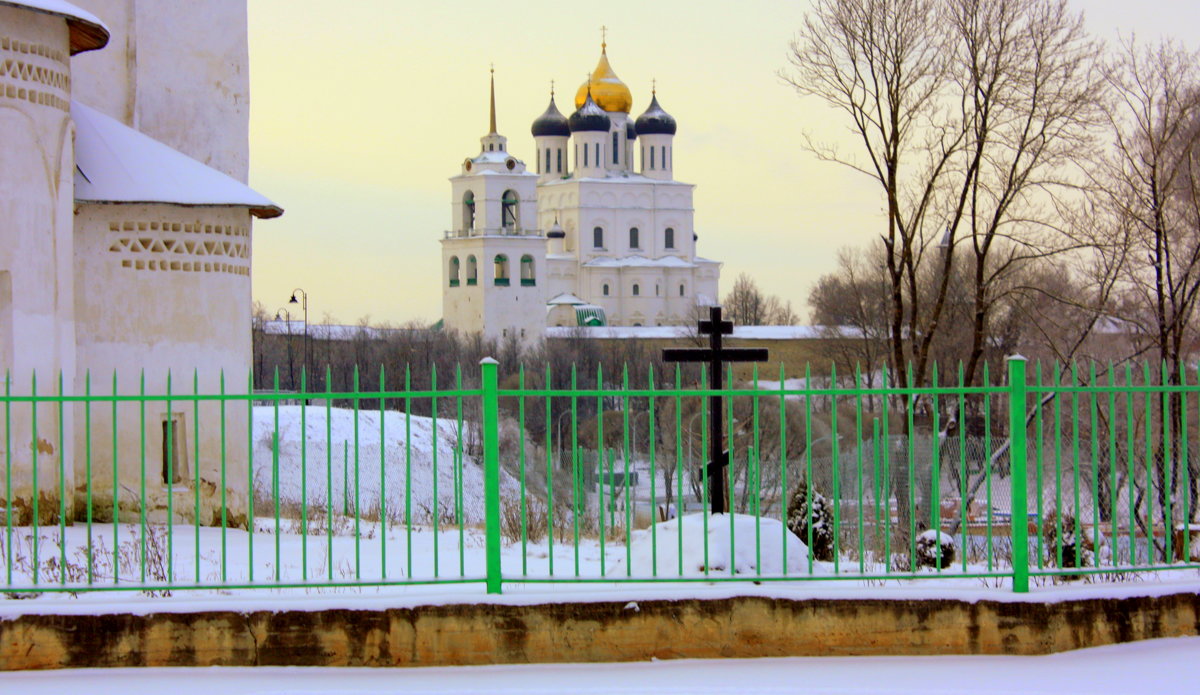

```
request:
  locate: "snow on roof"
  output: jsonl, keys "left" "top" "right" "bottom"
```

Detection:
{"left": 582, "top": 255, "right": 696, "bottom": 269}
{"left": 72, "top": 101, "right": 283, "bottom": 219}
{"left": 261, "top": 321, "right": 425, "bottom": 341}
{"left": 545, "top": 325, "right": 858, "bottom": 340}
{"left": 1, "top": 1, "right": 109, "bottom": 53}
{"left": 547, "top": 293, "right": 587, "bottom": 305}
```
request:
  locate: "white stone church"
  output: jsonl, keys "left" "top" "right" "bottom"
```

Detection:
{"left": 1, "top": 1, "right": 278, "bottom": 524}
{"left": 441, "top": 43, "right": 721, "bottom": 343}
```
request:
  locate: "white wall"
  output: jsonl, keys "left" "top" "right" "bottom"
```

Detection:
{"left": 0, "top": 5, "right": 78, "bottom": 522}
{"left": 71, "top": 0, "right": 250, "bottom": 181}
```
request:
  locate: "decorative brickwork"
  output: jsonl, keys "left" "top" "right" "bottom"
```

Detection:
{"left": 106, "top": 220, "right": 251, "bottom": 277}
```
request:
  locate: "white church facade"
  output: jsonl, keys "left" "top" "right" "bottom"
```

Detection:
{"left": 1, "top": 1, "right": 279, "bottom": 525}
{"left": 441, "top": 44, "right": 721, "bottom": 343}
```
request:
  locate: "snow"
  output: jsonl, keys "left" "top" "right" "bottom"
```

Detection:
{"left": 252, "top": 406, "right": 520, "bottom": 525}
{"left": 581, "top": 255, "right": 697, "bottom": 268}
{"left": 546, "top": 293, "right": 587, "bottom": 305}
{"left": 3, "top": 637, "right": 1198, "bottom": 694}
{"left": 543, "top": 325, "right": 856, "bottom": 340}
{"left": 72, "top": 101, "right": 282, "bottom": 218}
{"left": 2, "top": 1, "right": 108, "bottom": 44}
{"left": 607, "top": 513, "right": 819, "bottom": 577}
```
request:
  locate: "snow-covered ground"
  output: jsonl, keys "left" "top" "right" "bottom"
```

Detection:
{"left": 3, "top": 637, "right": 1197, "bottom": 695}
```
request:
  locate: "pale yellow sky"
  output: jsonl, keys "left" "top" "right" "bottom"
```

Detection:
{"left": 246, "top": 0, "right": 1196, "bottom": 327}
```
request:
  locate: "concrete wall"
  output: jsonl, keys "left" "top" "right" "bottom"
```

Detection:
{"left": 72, "top": 203, "right": 253, "bottom": 524}
{"left": 2, "top": 592, "right": 1198, "bottom": 670}
{"left": 0, "top": 6, "right": 78, "bottom": 523}
{"left": 70, "top": 0, "right": 250, "bottom": 181}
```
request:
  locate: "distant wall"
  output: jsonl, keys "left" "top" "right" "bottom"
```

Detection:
{"left": 2, "top": 592, "right": 1198, "bottom": 670}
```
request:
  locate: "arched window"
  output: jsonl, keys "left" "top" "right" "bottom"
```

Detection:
{"left": 595, "top": 143, "right": 600, "bottom": 166}
{"left": 449, "top": 256, "right": 460, "bottom": 287}
{"left": 603, "top": 283, "right": 610, "bottom": 296}
{"left": 629, "top": 227, "right": 639, "bottom": 249}
{"left": 665, "top": 227, "right": 675, "bottom": 249}
{"left": 557, "top": 148, "right": 562, "bottom": 172}
{"left": 679, "top": 283, "right": 685, "bottom": 297}
{"left": 593, "top": 227, "right": 604, "bottom": 248}
{"left": 612, "top": 132, "right": 619, "bottom": 164}
{"left": 632, "top": 283, "right": 640, "bottom": 296}
{"left": 650, "top": 147, "right": 655, "bottom": 169}
{"left": 520, "top": 255, "right": 535, "bottom": 286}
{"left": 583, "top": 143, "right": 588, "bottom": 167}
{"left": 661, "top": 146, "right": 667, "bottom": 169}
{"left": 545, "top": 149, "right": 550, "bottom": 173}
{"left": 655, "top": 284, "right": 660, "bottom": 296}
{"left": 501, "top": 190, "right": 519, "bottom": 229}
{"left": 462, "top": 191, "right": 476, "bottom": 232}
{"left": 493, "top": 254, "right": 510, "bottom": 286}
{"left": 466, "top": 255, "right": 478, "bottom": 285}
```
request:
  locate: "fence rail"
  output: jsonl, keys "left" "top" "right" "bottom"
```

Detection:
{"left": 0, "top": 357, "right": 1198, "bottom": 598}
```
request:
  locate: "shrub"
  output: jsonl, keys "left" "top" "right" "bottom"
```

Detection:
{"left": 785, "top": 477, "right": 835, "bottom": 561}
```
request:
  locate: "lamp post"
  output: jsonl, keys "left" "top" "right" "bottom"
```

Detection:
{"left": 288, "top": 288, "right": 309, "bottom": 392}
{"left": 275, "top": 309, "right": 294, "bottom": 390}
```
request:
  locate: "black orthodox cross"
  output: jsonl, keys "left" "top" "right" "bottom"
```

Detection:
{"left": 662, "top": 306, "right": 768, "bottom": 514}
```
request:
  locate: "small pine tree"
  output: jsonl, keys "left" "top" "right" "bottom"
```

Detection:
{"left": 785, "top": 478, "right": 836, "bottom": 562}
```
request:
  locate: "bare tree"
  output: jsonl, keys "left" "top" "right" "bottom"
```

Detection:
{"left": 785, "top": 0, "right": 1104, "bottom": 392}
{"left": 722, "top": 273, "right": 799, "bottom": 326}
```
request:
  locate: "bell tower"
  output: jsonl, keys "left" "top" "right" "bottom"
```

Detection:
{"left": 440, "top": 69, "right": 547, "bottom": 344}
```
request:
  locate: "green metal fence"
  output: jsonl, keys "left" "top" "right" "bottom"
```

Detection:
{"left": 1, "top": 357, "right": 1197, "bottom": 598}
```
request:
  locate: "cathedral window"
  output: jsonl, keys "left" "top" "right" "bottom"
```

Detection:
{"left": 463, "top": 191, "right": 476, "bottom": 232}
{"left": 603, "top": 284, "right": 610, "bottom": 296}
{"left": 633, "top": 283, "right": 640, "bottom": 296}
{"left": 466, "top": 255, "right": 478, "bottom": 285}
{"left": 612, "top": 132, "right": 619, "bottom": 164}
{"left": 650, "top": 147, "right": 655, "bottom": 169}
{"left": 665, "top": 227, "right": 675, "bottom": 249}
{"left": 545, "top": 149, "right": 550, "bottom": 173}
{"left": 493, "top": 254, "right": 510, "bottom": 286}
{"left": 661, "top": 146, "right": 667, "bottom": 169}
{"left": 449, "top": 256, "right": 460, "bottom": 287}
{"left": 679, "top": 283, "right": 685, "bottom": 296}
{"left": 593, "top": 227, "right": 604, "bottom": 248}
{"left": 557, "top": 148, "right": 563, "bottom": 172}
{"left": 629, "top": 227, "right": 639, "bottom": 249}
{"left": 501, "top": 190, "right": 519, "bottom": 229}
{"left": 520, "top": 255, "right": 536, "bottom": 286}
{"left": 583, "top": 144, "right": 588, "bottom": 167}
{"left": 595, "top": 143, "right": 600, "bottom": 166}
{"left": 655, "top": 284, "right": 660, "bottom": 296}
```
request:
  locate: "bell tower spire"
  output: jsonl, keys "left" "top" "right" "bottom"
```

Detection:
{"left": 489, "top": 64, "right": 497, "bottom": 135}
{"left": 480, "top": 64, "right": 508, "bottom": 153}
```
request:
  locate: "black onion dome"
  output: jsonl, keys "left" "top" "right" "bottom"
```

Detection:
{"left": 547, "top": 219, "right": 566, "bottom": 239}
{"left": 568, "top": 94, "right": 611, "bottom": 132}
{"left": 531, "top": 97, "right": 570, "bottom": 137}
{"left": 626, "top": 120, "right": 637, "bottom": 140}
{"left": 634, "top": 93, "right": 676, "bottom": 135}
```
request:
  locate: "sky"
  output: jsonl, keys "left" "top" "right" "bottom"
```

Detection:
{"left": 245, "top": 0, "right": 1200, "bottom": 327}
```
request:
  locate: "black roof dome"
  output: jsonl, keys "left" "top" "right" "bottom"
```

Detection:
{"left": 531, "top": 95, "right": 570, "bottom": 137}
{"left": 634, "top": 93, "right": 676, "bottom": 136}
{"left": 626, "top": 120, "right": 637, "bottom": 140}
{"left": 568, "top": 93, "right": 611, "bottom": 133}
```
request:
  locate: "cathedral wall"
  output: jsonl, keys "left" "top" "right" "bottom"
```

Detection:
{"left": 0, "top": 6, "right": 77, "bottom": 522}
{"left": 71, "top": 203, "right": 252, "bottom": 525}
{"left": 70, "top": 0, "right": 250, "bottom": 181}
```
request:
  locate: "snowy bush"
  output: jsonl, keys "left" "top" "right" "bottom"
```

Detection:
{"left": 606, "top": 513, "right": 817, "bottom": 577}
{"left": 1042, "top": 510, "right": 1101, "bottom": 576}
{"left": 915, "top": 529, "right": 956, "bottom": 569}
{"left": 784, "top": 478, "right": 836, "bottom": 562}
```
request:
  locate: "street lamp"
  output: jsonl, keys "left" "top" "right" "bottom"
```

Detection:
{"left": 288, "top": 288, "right": 309, "bottom": 390}
{"left": 274, "top": 309, "right": 294, "bottom": 390}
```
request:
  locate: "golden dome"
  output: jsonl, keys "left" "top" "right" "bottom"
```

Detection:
{"left": 575, "top": 45, "right": 633, "bottom": 114}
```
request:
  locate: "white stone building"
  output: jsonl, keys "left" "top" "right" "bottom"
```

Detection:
{"left": 1, "top": 1, "right": 279, "bottom": 525}
{"left": 442, "top": 44, "right": 721, "bottom": 343}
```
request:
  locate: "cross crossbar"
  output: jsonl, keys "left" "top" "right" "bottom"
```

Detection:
{"left": 661, "top": 348, "right": 768, "bottom": 363}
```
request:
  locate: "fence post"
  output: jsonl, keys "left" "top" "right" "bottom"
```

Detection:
{"left": 481, "top": 357, "right": 502, "bottom": 594}
{"left": 1007, "top": 355, "right": 1029, "bottom": 593}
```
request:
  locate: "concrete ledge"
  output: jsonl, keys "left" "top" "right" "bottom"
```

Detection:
{"left": 2, "top": 593, "right": 1199, "bottom": 670}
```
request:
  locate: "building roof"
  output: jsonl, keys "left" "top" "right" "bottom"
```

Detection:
{"left": 547, "top": 292, "right": 587, "bottom": 305}
{"left": 582, "top": 254, "right": 696, "bottom": 269}
{"left": 72, "top": 101, "right": 283, "bottom": 219}
{"left": 1, "top": 1, "right": 108, "bottom": 53}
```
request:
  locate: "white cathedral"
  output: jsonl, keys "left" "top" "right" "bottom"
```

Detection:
{"left": 441, "top": 43, "right": 721, "bottom": 343}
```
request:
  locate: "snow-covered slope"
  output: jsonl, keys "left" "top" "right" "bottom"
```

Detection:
{"left": 252, "top": 406, "right": 520, "bottom": 525}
